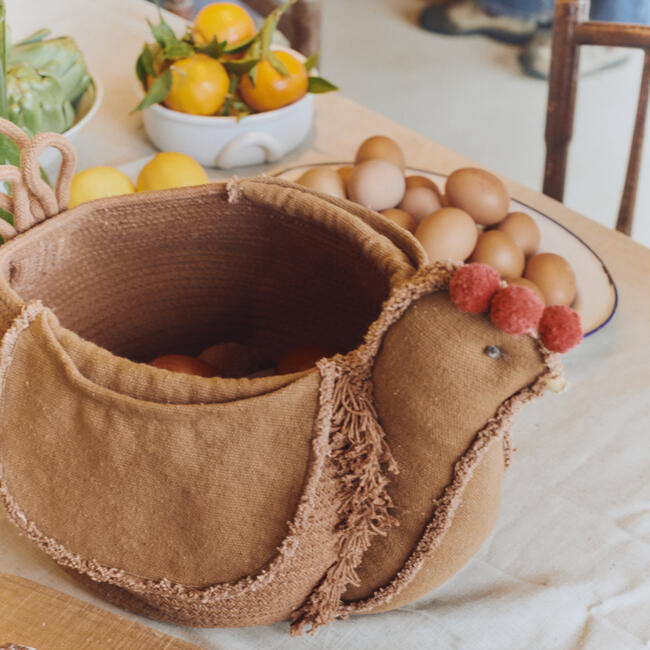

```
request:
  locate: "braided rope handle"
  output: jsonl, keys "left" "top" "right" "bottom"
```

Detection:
{"left": 0, "top": 117, "right": 77, "bottom": 242}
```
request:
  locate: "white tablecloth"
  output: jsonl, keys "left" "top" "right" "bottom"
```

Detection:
{"left": 1, "top": 1, "right": 649, "bottom": 648}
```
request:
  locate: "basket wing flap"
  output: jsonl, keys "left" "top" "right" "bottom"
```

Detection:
{"left": 0, "top": 306, "right": 322, "bottom": 588}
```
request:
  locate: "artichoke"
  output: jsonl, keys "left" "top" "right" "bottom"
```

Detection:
{"left": 6, "top": 30, "right": 90, "bottom": 136}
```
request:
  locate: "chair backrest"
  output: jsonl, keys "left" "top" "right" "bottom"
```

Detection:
{"left": 544, "top": 0, "right": 650, "bottom": 235}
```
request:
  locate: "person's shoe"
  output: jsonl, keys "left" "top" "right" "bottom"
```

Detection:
{"left": 519, "top": 28, "right": 630, "bottom": 79}
{"left": 419, "top": 0, "right": 538, "bottom": 44}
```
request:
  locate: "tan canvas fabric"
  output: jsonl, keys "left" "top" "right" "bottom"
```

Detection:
{"left": 344, "top": 292, "right": 547, "bottom": 601}
{"left": 364, "top": 438, "right": 505, "bottom": 613}
{"left": 0, "top": 169, "right": 561, "bottom": 634}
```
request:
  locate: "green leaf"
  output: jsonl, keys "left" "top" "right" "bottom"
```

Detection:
{"left": 133, "top": 68, "right": 172, "bottom": 112}
{"left": 0, "top": 206, "right": 13, "bottom": 227}
{"left": 223, "top": 58, "right": 258, "bottom": 76}
{"left": 304, "top": 53, "right": 319, "bottom": 72}
{"left": 163, "top": 39, "right": 194, "bottom": 61}
{"left": 195, "top": 36, "right": 227, "bottom": 59}
{"left": 307, "top": 76, "right": 338, "bottom": 94}
{"left": 259, "top": 0, "right": 297, "bottom": 59}
{"left": 0, "top": 133, "right": 20, "bottom": 167}
{"left": 220, "top": 73, "right": 239, "bottom": 116}
{"left": 268, "top": 52, "right": 289, "bottom": 77}
{"left": 224, "top": 34, "right": 257, "bottom": 55}
{"left": 147, "top": 17, "right": 178, "bottom": 49}
{"left": 135, "top": 44, "right": 155, "bottom": 85}
{"left": 13, "top": 28, "right": 51, "bottom": 47}
{"left": 248, "top": 63, "right": 258, "bottom": 87}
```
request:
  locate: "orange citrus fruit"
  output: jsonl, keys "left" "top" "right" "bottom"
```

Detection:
{"left": 164, "top": 54, "right": 230, "bottom": 115}
{"left": 193, "top": 3, "right": 257, "bottom": 48}
{"left": 239, "top": 50, "right": 308, "bottom": 112}
{"left": 69, "top": 167, "right": 135, "bottom": 208}
{"left": 136, "top": 152, "right": 208, "bottom": 192}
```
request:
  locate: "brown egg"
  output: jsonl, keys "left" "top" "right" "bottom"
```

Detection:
{"left": 347, "top": 159, "right": 406, "bottom": 211}
{"left": 525, "top": 253, "right": 577, "bottom": 306}
{"left": 276, "top": 346, "right": 331, "bottom": 374}
{"left": 355, "top": 135, "right": 406, "bottom": 172}
{"left": 414, "top": 207, "right": 478, "bottom": 264}
{"left": 150, "top": 354, "right": 216, "bottom": 377}
{"left": 297, "top": 167, "right": 346, "bottom": 199}
{"left": 405, "top": 175, "right": 443, "bottom": 200}
{"left": 496, "top": 212, "right": 540, "bottom": 256}
{"left": 446, "top": 168, "right": 510, "bottom": 226}
{"left": 509, "top": 277, "right": 546, "bottom": 305}
{"left": 398, "top": 186, "right": 442, "bottom": 222}
{"left": 470, "top": 230, "right": 525, "bottom": 279}
{"left": 380, "top": 208, "right": 418, "bottom": 233}
{"left": 337, "top": 165, "right": 354, "bottom": 188}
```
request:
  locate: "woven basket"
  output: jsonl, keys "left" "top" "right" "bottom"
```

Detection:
{"left": 0, "top": 122, "right": 562, "bottom": 634}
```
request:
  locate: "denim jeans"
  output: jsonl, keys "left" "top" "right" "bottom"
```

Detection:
{"left": 477, "top": 0, "right": 650, "bottom": 24}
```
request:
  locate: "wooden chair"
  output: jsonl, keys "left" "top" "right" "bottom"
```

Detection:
{"left": 544, "top": 0, "right": 650, "bottom": 235}
{"left": 163, "top": 0, "right": 322, "bottom": 55}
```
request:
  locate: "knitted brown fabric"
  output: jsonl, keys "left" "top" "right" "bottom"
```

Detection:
{"left": 0, "top": 168, "right": 561, "bottom": 633}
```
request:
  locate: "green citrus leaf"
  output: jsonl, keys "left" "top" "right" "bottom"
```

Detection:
{"left": 248, "top": 63, "right": 258, "bottom": 87}
{"left": 164, "top": 40, "right": 194, "bottom": 60}
{"left": 223, "top": 58, "right": 259, "bottom": 75}
{"left": 133, "top": 68, "right": 172, "bottom": 112}
{"left": 269, "top": 52, "right": 289, "bottom": 77}
{"left": 224, "top": 34, "right": 258, "bottom": 55}
{"left": 136, "top": 44, "right": 155, "bottom": 85}
{"left": 307, "top": 76, "right": 338, "bottom": 94}
{"left": 304, "top": 53, "right": 319, "bottom": 72}
{"left": 147, "top": 15, "right": 178, "bottom": 49}
{"left": 259, "top": 0, "right": 297, "bottom": 58}
{"left": 196, "top": 36, "right": 227, "bottom": 59}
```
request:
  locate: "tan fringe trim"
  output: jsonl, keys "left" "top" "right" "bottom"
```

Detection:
{"left": 290, "top": 359, "right": 398, "bottom": 635}
{"left": 290, "top": 263, "right": 459, "bottom": 635}
{"left": 226, "top": 176, "right": 242, "bottom": 203}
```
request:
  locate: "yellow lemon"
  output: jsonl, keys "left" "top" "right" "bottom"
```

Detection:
{"left": 69, "top": 166, "right": 136, "bottom": 208}
{"left": 164, "top": 54, "right": 230, "bottom": 116}
{"left": 136, "top": 152, "right": 208, "bottom": 192}
{"left": 193, "top": 3, "right": 257, "bottom": 47}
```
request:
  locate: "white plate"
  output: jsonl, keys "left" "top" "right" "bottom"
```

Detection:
{"left": 274, "top": 163, "right": 617, "bottom": 336}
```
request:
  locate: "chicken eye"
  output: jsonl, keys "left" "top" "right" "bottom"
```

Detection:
{"left": 484, "top": 345, "right": 502, "bottom": 359}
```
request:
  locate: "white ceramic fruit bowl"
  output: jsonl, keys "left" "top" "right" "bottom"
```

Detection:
{"left": 138, "top": 47, "right": 314, "bottom": 169}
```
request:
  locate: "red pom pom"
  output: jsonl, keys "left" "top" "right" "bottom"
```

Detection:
{"left": 450, "top": 263, "right": 501, "bottom": 314}
{"left": 490, "top": 285, "right": 544, "bottom": 336}
{"left": 538, "top": 305, "right": 583, "bottom": 353}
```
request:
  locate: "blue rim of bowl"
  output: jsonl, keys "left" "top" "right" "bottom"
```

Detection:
{"left": 273, "top": 162, "right": 618, "bottom": 337}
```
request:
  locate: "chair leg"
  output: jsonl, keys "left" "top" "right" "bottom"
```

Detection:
{"left": 543, "top": 0, "right": 590, "bottom": 203}
{"left": 616, "top": 49, "right": 650, "bottom": 236}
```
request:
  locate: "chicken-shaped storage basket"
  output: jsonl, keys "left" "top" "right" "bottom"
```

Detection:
{"left": 0, "top": 119, "right": 565, "bottom": 635}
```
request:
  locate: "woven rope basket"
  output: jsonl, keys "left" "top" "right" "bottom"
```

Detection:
{"left": 0, "top": 121, "right": 562, "bottom": 634}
